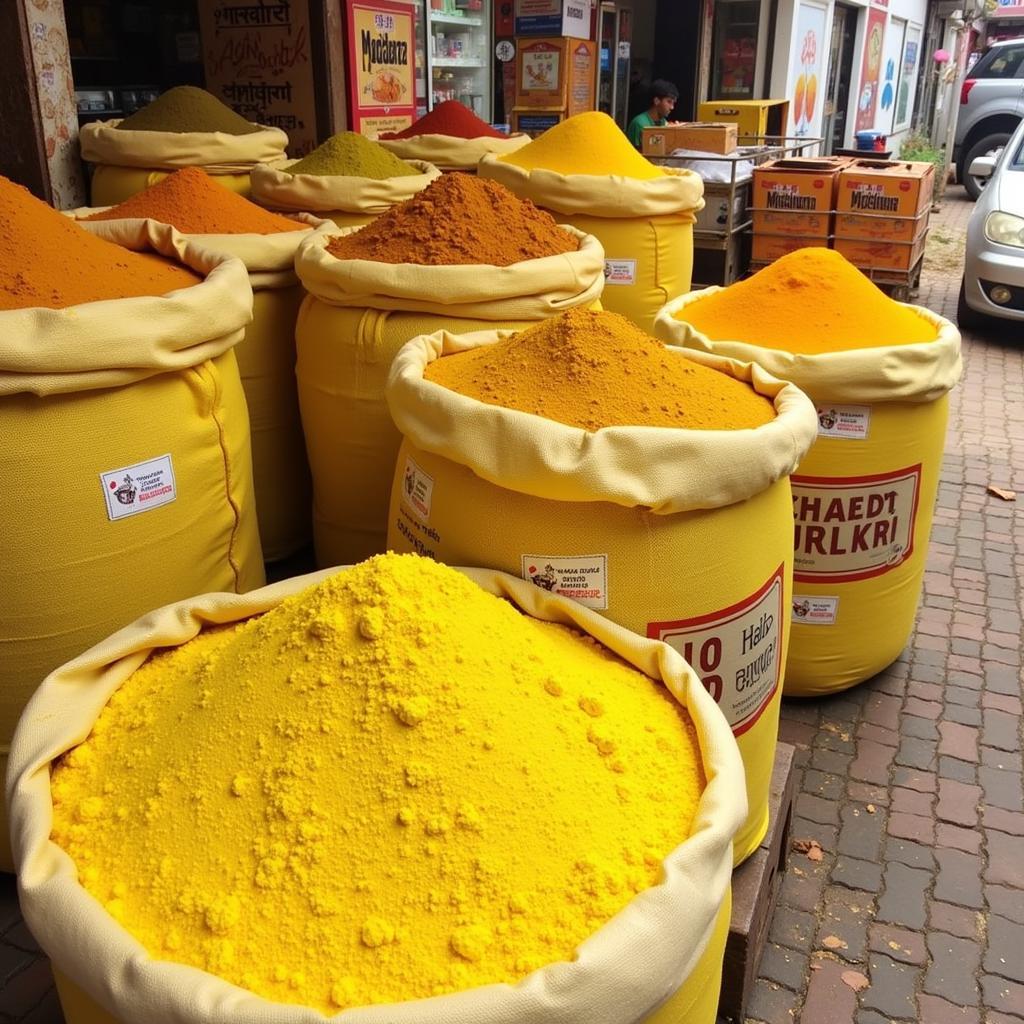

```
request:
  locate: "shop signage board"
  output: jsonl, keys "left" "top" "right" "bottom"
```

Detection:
{"left": 789, "top": 1, "right": 827, "bottom": 139}
{"left": 199, "top": 0, "right": 318, "bottom": 155}
{"left": 517, "top": 38, "right": 565, "bottom": 106}
{"left": 344, "top": 0, "right": 416, "bottom": 137}
{"left": 514, "top": 0, "right": 592, "bottom": 39}
{"left": 855, "top": 5, "right": 887, "bottom": 133}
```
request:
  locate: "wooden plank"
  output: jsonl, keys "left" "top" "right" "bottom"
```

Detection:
{"left": 718, "top": 741, "right": 797, "bottom": 1023}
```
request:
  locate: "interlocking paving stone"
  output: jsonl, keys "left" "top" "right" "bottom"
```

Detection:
{"left": 985, "top": 916, "right": 1024, "bottom": 984}
{"left": 868, "top": 923, "right": 927, "bottom": 965}
{"left": 745, "top": 978, "right": 802, "bottom": 1024}
{"left": 757, "top": 942, "right": 808, "bottom": 991}
{"left": 877, "top": 862, "right": 932, "bottom": 929}
{"left": 803, "top": 956, "right": 859, "bottom": 1022}
{"left": 981, "top": 974, "right": 1024, "bottom": 1017}
{"left": 984, "top": 887, "right": 1024, "bottom": 925}
{"left": 863, "top": 952, "right": 921, "bottom": 1020}
{"left": 917, "top": 993, "right": 982, "bottom": 1024}
{"left": 986, "top": 832, "right": 1024, "bottom": 888}
{"left": 925, "top": 932, "right": 982, "bottom": 1004}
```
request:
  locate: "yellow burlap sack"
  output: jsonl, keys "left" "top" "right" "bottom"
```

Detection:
{"left": 378, "top": 132, "right": 531, "bottom": 171}
{"left": 479, "top": 156, "right": 703, "bottom": 332}
{"left": 0, "top": 220, "right": 264, "bottom": 871}
{"left": 250, "top": 159, "right": 442, "bottom": 229}
{"left": 79, "top": 120, "right": 289, "bottom": 205}
{"left": 293, "top": 227, "right": 605, "bottom": 569}
{"left": 8, "top": 566, "right": 744, "bottom": 1024}
{"left": 76, "top": 211, "right": 336, "bottom": 562}
{"left": 385, "top": 329, "right": 818, "bottom": 864}
{"left": 657, "top": 292, "right": 963, "bottom": 696}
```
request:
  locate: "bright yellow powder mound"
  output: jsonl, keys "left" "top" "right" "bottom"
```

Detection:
{"left": 499, "top": 111, "right": 665, "bottom": 179}
{"left": 678, "top": 247, "right": 939, "bottom": 352}
{"left": 51, "top": 553, "right": 705, "bottom": 1012}
{"left": 426, "top": 307, "right": 776, "bottom": 431}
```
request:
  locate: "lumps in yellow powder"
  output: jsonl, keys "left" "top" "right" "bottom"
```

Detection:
{"left": 677, "top": 247, "right": 939, "bottom": 352}
{"left": 425, "top": 307, "right": 776, "bottom": 431}
{"left": 51, "top": 553, "right": 705, "bottom": 1012}
{"left": 498, "top": 111, "right": 666, "bottom": 179}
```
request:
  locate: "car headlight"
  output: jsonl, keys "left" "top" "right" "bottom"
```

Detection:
{"left": 984, "top": 211, "right": 1024, "bottom": 248}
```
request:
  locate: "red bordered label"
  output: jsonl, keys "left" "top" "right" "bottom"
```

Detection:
{"left": 647, "top": 565, "right": 785, "bottom": 736}
{"left": 792, "top": 465, "right": 922, "bottom": 583}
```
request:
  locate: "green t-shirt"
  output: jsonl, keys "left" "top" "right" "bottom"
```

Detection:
{"left": 627, "top": 111, "right": 667, "bottom": 149}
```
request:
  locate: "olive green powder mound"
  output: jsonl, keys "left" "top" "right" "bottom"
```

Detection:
{"left": 116, "top": 86, "right": 261, "bottom": 135}
{"left": 287, "top": 132, "right": 419, "bottom": 178}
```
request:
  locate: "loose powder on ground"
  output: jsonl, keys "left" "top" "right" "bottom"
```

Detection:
{"left": 325, "top": 174, "right": 579, "bottom": 266}
{"left": 286, "top": 132, "right": 419, "bottom": 178}
{"left": 380, "top": 100, "right": 507, "bottom": 140}
{"left": 115, "top": 86, "right": 260, "bottom": 134}
{"left": 0, "top": 175, "right": 200, "bottom": 311}
{"left": 498, "top": 111, "right": 666, "bottom": 179}
{"left": 84, "top": 168, "right": 302, "bottom": 234}
{"left": 50, "top": 553, "right": 705, "bottom": 1012}
{"left": 677, "top": 247, "right": 939, "bottom": 351}
{"left": 425, "top": 308, "right": 776, "bottom": 431}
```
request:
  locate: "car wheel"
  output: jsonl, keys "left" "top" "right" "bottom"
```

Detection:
{"left": 957, "top": 277, "right": 988, "bottom": 331}
{"left": 962, "top": 132, "right": 1011, "bottom": 200}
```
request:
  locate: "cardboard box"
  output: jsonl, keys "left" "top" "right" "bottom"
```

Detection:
{"left": 834, "top": 208, "right": 929, "bottom": 243}
{"left": 751, "top": 158, "right": 844, "bottom": 237}
{"left": 642, "top": 122, "right": 738, "bottom": 156}
{"left": 751, "top": 233, "right": 832, "bottom": 263}
{"left": 834, "top": 231, "right": 928, "bottom": 272}
{"left": 836, "top": 160, "right": 935, "bottom": 220}
{"left": 698, "top": 99, "right": 790, "bottom": 140}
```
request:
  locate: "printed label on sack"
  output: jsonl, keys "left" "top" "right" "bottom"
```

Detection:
{"left": 521, "top": 554, "right": 608, "bottom": 610}
{"left": 100, "top": 455, "right": 176, "bottom": 521}
{"left": 815, "top": 404, "right": 871, "bottom": 440}
{"left": 646, "top": 566, "right": 784, "bottom": 735}
{"left": 792, "top": 465, "right": 921, "bottom": 583}
{"left": 791, "top": 595, "right": 839, "bottom": 625}
{"left": 401, "top": 456, "right": 434, "bottom": 522}
{"left": 604, "top": 259, "right": 637, "bottom": 285}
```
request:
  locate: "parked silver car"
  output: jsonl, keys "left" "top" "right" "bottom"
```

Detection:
{"left": 958, "top": 116, "right": 1024, "bottom": 328}
{"left": 955, "top": 38, "right": 1024, "bottom": 200}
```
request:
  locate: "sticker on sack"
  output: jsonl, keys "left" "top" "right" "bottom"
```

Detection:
{"left": 815, "top": 404, "right": 871, "bottom": 440}
{"left": 646, "top": 566, "right": 784, "bottom": 735}
{"left": 792, "top": 465, "right": 921, "bottom": 583}
{"left": 603, "top": 259, "right": 637, "bottom": 285}
{"left": 401, "top": 456, "right": 434, "bottom": 522}
{"left": 791, "top": 595, "right": 839, "bottom": 626}
{"left": 521, "top": 554, "right": 608, "bottom": 610}
{"left": 99, "top": 455, "right": 176, "bottom": 521}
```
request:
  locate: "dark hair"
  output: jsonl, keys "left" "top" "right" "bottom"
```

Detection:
{"left": 650, "top": 80, "right": 679, "bottom": 101}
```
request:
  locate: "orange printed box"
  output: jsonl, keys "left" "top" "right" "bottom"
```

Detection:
{"left": 834, "top": 232, "right": 928, "bottom": 272}
{"left": 834, "top": 208, "right": 929, "bottom": 243}
{"left": 752, "top": 159, "right": 844, "bottom": 237}
{"left": 836, "top": 160, "right": 935, "bottom": 220}
{"left": 751, "top": 232, "right": 831, "bottom": 263}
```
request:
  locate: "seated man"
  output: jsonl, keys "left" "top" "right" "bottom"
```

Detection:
{"left": 627, "top": 80, "right": 679, "bottom": 149}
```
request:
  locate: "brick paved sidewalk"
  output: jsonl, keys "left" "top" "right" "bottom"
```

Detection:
{"left": 1, "top": 190, "right": 1021, "bottom": 1024}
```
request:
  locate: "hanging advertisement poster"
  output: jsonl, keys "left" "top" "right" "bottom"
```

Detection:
{"left": 345, "top": 0, "right": 416, "bottom": 137}
{"left": 517, "top": 38, "right": 564, "bottom": 106}
{"left": 855, "top": 6, "right": 887, "bottom": 133}
{"left": 895, "top": 24, "right": 921, "bottom": 129}
{"left": 790, "top": 1, "right": 827, "bottom": 138}
{"left": 199, "top": 0, "right": 318, "bottom": 155}
{"left": 877, "top": 16, "right": 906, "bottom": 133}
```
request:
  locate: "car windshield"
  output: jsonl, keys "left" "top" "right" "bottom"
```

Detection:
{"left": 1013, "top": 134, "right": 1024, "bottom": 169}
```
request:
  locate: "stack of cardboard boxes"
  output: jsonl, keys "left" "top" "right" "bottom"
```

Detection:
{"left": 750, "top": 157, "right": 935, "bottom": 275}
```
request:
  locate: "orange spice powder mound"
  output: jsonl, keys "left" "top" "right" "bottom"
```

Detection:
{"left": 84, "top": 167, "right": 302, "bottom": 235}
{"left": 0, "top": 176, "right": 200, "bottom": 311}
{"left": 325, "top": 173, "right": 578, "bottom": 267}
{"left": 425, "top": 308, "right": 776, "bottom": 431}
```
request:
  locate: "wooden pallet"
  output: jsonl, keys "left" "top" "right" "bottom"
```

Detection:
{"left": 718, "top": 741, "right": 797, "bottom": 1022}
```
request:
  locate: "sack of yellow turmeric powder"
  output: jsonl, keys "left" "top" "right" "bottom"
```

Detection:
{"left": 0, "top": 217, "right": 265, "bottom": 872}
{"left": 250, "top": 158, "right": 442, "bottom": 229}
{"left": 657, "top": 269, "right": 961, "bottom": 697}
{"left": 73, "top": 192, "right": 337, "bottom": 562}
{"left": 478, "top": 113, "right": 703, "bottom": 332}
{"left": 293, "top": 186, "right": 605, "bottom": 570}
{"left": 384, "top": 317, "right": 819, "bottom": 865}
{"left": 80, "top": 120, "right": 288, "bottom": 205}
{"left": 377, "top": 132, "right": 531, "bottom": 172}
{"left": 8, "top": 559, "right": 745, "bottom": 1024}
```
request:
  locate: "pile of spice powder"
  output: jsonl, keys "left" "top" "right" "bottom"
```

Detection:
{"left": 426, "top": 308, "right": 776, "bottom": 431}
{"left": 380, "top": 100, "right": 507, "bottom": 140}
{"left": 84, "top": 168, "right": 302, "bottom": 234}
{"left": 287, "top": 132, "right": 420, "bottom": 178}
{"left": 325, "top": 174, "right": 578, "bottom": 266}
{"left": 115, "top": 86, "right": 260, "bottom": 134}
{"left": 499, "top": 111, "right": 665, "bottom": 180}
{"left": 678, "top": 247, "right": 938, "bottom": 351}
{"left": 50, "top": 553, "right": 705, "bottom": 1012}
{"left": 0, "top": 175, "right": 200, "bottom": 311}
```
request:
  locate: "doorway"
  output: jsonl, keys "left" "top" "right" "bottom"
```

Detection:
{"left": 822, "top": 3, "right": 857, "bottom": 153}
